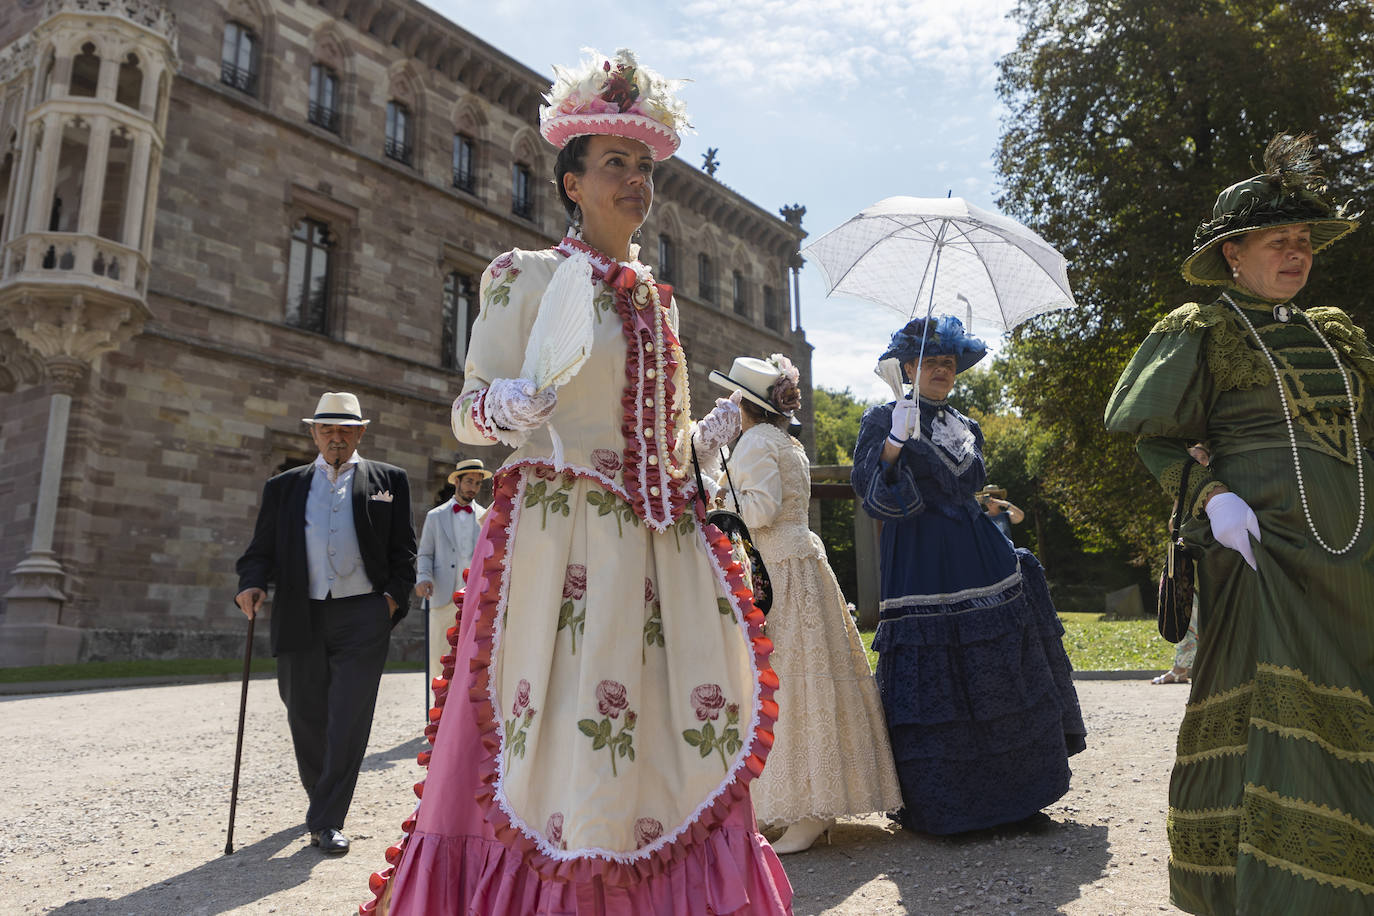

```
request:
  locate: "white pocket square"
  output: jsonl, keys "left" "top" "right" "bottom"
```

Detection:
{"left": 369, "top": 490, "right": 394, "bottom": 503}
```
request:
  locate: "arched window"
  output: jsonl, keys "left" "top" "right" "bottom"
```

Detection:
{"left": 70, "top": 43, "right": 100, "bottom": 97}
{"left": 99, "top": 128, "right": 132, "bottom": 242}
{"left": 39, "top": 51, "right": 55, "bottom": 99}
{"left": 0, "top": 145, "right": 14, "bottom": 244}
{"left": 221, "top": 22, "right": 259, "bottom": 95}
{"left": 286, "top": 218, "right": 333, "bottom": 333}
{"left": 732, "top": 270, "right": 748, "bottom": 317}
{"left": 657, "top": 234, "right": 674, "bottom": 283}
{"left": 441, "top": 269, "right": 478, "bottom": 369}
{"left": 308, "top": 63, "right": 339, "bottom": 132}
{"left": 385, "top": 101, "right": 412, "bottom": 164}
{"left": 511, "top": 162, "right": 533, "bottom": 219}
{"left": 452, "top": 133, "right": 476, "bottom": 193}
{"left": 698, "top": 253, "right": 714, "bottom": 302}
{"left": 764, "top": 285, "right": 782, "bottom": 332}
{"left": 116, "top": 53, "right": 142, "bottom": 108}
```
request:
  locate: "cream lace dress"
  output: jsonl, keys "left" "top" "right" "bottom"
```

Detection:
{"left": 726, "top": 423, "right": 901, "bottom": 826}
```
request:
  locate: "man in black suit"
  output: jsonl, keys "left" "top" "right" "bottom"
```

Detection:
{"left": 235, "top": 391, "right": 415, "bottom": 855}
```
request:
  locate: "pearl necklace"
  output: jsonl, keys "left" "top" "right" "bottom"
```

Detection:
{"left": 1222, "top": 292, "right": 1366, "bottom": 554}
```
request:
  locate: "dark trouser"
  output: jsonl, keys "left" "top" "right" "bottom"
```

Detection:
{"left": 276, "top": 593, "right": 392, "bottom": 832}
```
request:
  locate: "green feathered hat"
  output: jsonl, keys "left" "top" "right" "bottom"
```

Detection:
{"left": 1181, "top": 134, "right": 1360, "bottom": 286}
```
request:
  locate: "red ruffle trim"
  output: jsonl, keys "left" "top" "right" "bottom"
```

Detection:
{"left": 363, "top": 465, "right": 778, "bottom": 913}
{"left": 373, "top": 818, "right": 791, "bottom": 915}
{"left": 603, "top": 265, "right": 693, "bottom": 531}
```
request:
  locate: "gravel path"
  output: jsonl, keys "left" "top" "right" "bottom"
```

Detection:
{"left": 0, "top": 674, "right": 1190, "bottom": 915}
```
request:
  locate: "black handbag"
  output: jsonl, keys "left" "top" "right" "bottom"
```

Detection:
{"left": 691, "top": 442, "right": 773, "bottom": 615}
{"left": 1157, "top": 460, "right": 1199, "bottom": 642}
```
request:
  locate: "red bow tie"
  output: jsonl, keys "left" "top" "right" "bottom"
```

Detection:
{"left": 453, "top": 503, "right": 473, "bottom": 514}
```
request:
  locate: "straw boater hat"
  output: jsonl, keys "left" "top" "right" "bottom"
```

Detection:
{"left": 539, "top": 48, "right": 691, "bottom": 161}
{"left": 302, "top": 391, "right": 369, "bottom": 426}
{"left": 448, "top": 458, "right": 492, "bottom": 485}
{"left": 1181, "top": 133, "right": 1360, "bottom": 286}
{"left": 709, "top": 355, "right": 803, "bottom": 425}
{"left": 880, "top": 315, "right": 988, "bottom": 379}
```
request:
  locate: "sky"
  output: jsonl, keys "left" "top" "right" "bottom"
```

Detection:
{"left": 427, "top": 0, "right": 1023, "bottom": 401}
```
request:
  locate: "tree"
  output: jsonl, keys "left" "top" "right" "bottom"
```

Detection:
{"left": 809, "top": 385, "right": 874, "bottom": 601}
{"left": 995, "top": 0, "right": 1374, "bottom": 565}
{"left": 812, "top": 386, "right": 871, "bottom": 466}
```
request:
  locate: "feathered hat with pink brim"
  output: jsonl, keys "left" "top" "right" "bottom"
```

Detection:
{"left": 539, "top": 48, "right": 691, "bottom": 161}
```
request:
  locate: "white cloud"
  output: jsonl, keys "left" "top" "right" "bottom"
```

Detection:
{"left": 669, "top": 0, "right": 1019, "bottom": 95}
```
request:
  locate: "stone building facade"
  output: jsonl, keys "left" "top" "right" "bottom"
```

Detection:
{"left": 0, "top": 0, "right": 810, "bottom": 665}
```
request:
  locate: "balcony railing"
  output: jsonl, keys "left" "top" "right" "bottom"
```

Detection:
{"left": 452, "top": 169, "right": 475, "bottom": 193}
{"left": 220, "top": 62, "right": 257, "bottom": 95}
{"left": 384, "top": 137, "right": 412, "bottom": 165}
{"left": 3, "top": 231, "right": 149, "bottom": 300}
{"left": 308, "top": 102, "right": 339, "bottom": 133}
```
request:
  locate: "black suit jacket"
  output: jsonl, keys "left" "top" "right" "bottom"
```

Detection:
{"left": 236, "top": 458, "right": 417, "bottom": 654}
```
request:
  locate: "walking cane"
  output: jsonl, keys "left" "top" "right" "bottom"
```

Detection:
{"left": 225, "top": 613, "right": 255, "bottom": 856}
{"left": 422, "top": 596, "right": 431, "bottom": 721}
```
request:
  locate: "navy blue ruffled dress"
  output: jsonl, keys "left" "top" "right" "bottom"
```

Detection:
{"left": 852, "top": 396, "right": 1087, "bottom": 834}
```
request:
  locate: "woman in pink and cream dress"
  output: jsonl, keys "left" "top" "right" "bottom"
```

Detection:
{"left": 364, "top": 49, "right": 791, "bottom": 916}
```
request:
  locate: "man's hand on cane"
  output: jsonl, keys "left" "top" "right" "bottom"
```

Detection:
{"left": 235, "top": 587, "right": 265, "bottom": 620}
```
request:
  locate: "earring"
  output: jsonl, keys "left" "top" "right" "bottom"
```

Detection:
{"left": 572, "top": 204, "right": 583, "bottom": 230}
{"left": 632, "top": 228, "right": 642, "bottom": 242}
{"left": 1231, "top": 264, "right": 1239, "bottom": 280}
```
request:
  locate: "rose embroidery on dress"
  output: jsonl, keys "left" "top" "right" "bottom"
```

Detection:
{"left": 642, "top": 576, "right": 663, "bottom": 662}
{"left": 634, "top": 817, "right": 664, "bottom": 848}
{"left": 682, "top": 685, "right": 743, "bottom": 771}
{"left": 591, "top": 448, "right": 623, "bottom": 479}
{"left": 578, "top": 679, "right": 637, "bottom": 776}
{"left": 484, "top": 253, "right": 520, "bottom": 308}
{"left": 545, "top": 812, "right": 567, "bottom": 850}
{"left": 557, "top": 564, "right": 587, "bottom": 654}
{"left": 504, "top": 678, "right": 536, "bottom": 766}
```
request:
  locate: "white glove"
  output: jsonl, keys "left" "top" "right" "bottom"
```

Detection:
{"left": 694, "top": 391, "right": 743, "bottom": 452}
{"left": 888, "top": 397, "right": 920, "bottom": 444}
{"left": 1206, "top": 491, "right": 1260, "bottom": 570}
{"left": 487, "top": 377, "right": 557, "bottom": 431}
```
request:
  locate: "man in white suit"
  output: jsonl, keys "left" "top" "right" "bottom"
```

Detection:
{"left": 415, "top": 458, "right": 490, "bottom": 677}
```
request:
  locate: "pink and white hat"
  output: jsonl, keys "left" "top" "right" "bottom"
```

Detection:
{"left": 539, "top": 48, "right": 691, "bottom": 162}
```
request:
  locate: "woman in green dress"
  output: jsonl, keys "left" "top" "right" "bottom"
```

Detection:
{"left": 1105, "top": 134, "right": 1373, "bottom": 915}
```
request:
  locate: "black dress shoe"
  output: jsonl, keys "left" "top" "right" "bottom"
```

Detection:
{"left": 310, "top": 827, "right": 350, "bottom": 854}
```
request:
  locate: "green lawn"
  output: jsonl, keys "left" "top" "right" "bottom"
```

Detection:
{"left": 859, "top": 611, "right": 1175, "bottom": 672}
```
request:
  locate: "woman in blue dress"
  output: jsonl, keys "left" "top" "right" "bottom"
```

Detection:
{"left": 851, "top": 315, "right": 1087, "bottom": 835}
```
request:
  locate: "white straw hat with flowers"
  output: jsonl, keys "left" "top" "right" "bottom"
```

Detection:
{"left": 539, "top": 48, "right": 691, "bottom": 161}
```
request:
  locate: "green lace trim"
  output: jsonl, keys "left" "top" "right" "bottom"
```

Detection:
{"left": 1152, "top": 302, "right": 1268, "bottom": 391}
{"left": 1241, "top": 784, "right": 1374, "bottom": 895}
{"left": 1176, "top": 681, "right": 1253, "bottom": 764}
{"left": 1177, "top": 665, "right": 1374, "bottom": 764}
{"left": 1169, "top": 804, "right": 1241, "bottom": 873}
{"left": 1307, "top": 307, "right": 1374, "bottom": 395}
{"left": 1170, "top": 787, "right": 1374, "bottom": 893}
{"left": 1251, "top": 664, "right": 1374, "bottom": 761}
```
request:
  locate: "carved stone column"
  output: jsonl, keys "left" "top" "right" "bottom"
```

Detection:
{"left": 0, "top": 358, "right": 86, "bottom": 665}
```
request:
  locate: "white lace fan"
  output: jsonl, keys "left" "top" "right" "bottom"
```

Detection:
{"left": 519, "top": 251, "right": 596, "bottom": 467}
{"left": 874, "top": 357, "right": 906, "bottom": 402}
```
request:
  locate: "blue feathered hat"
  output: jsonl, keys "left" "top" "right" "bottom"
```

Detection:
{"left": 880, "top": 315, "right": 987, "bottom": 378}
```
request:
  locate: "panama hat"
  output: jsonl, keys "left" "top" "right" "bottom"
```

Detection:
{"left": 302, "top": 391, "right": 369, "bottom": 426}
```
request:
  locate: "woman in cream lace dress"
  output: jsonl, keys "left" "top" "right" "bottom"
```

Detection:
{"left": 710, "top": 355, "right": 900, "bottom": 854}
